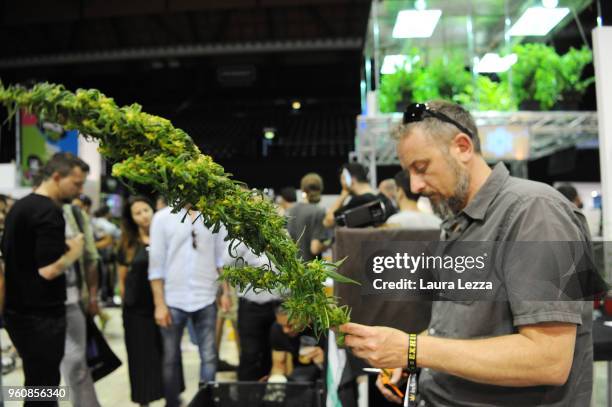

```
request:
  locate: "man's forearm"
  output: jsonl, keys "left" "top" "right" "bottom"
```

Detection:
{"left": 85, "top": 262, "right": 98, "bottom": 298}
{"left": 323, "top": 193, "right": 348, "bottom": 228}
{"left": 418, "top": 326, "right": 575, "bottom": 387}
{"left": 222, "top": 279, "right": 231, "bottom": 295}
{"left": 38, "top": 254, "right": 72, "bottom": 280}
{"left": 150, "top": 279, "right": 166, "bottom": 307}
{"left": 95, "top": 235, "right": 113, "bottom": 250}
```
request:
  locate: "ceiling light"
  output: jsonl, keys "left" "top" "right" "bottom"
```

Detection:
{"left": 392, "top": 9, "right": 442, "bottom": 38}
{"left": 263, "top": 128, "right": 276, "bottom": 140}
{"left": 475, "top": 53, "right": 518, "bottom": 73}
{"left": 508, "top": 7, "right": 570, "bottom": 36}
{"left": 381, "top": 55, "right": 411, "bottom": 74}
{"left": 291, "top": 100, "right": 301, "bottom": 110}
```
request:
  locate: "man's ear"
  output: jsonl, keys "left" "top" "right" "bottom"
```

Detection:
{"left": 452, "top": 133, "right": 474, "bottom": 163}
{"left": 50, "top": 171, "right": 62, "bottom": 183}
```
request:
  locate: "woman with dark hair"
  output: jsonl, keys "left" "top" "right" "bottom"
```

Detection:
{"left": 118, "top": 196, "right": 165, "bottom": 406}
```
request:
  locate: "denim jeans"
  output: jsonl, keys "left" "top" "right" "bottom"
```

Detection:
{"left": 160, "top": 303, "right": 217, "bottom": 407}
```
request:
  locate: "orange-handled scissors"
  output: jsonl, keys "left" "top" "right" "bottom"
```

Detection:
{"left": 380, "top": 368, "right": 405, "bottom": 399}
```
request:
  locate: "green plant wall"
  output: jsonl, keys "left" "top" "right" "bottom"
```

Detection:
{"left": 379, "top": 44, "right": 593, "bottom": 112}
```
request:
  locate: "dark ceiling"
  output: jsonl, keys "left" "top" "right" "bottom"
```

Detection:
{"left": 0, "top": 0, "right": 609, "bottom": 190}
{"left": 0, "top": 0, "right": 372, "bottom": 190}
{"left": 0, "top": 0, "right": 370, "bottom": 55}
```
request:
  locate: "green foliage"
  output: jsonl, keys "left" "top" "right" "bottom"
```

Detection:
{"left": 456, "top": 76, "right": 518, "bottom": 112}
{"left": 559, "top": 46, "right": 595, "bottom": 95}
{"left": 379, "top": 44, "right": 593, "bottom": 112}
{"left": 379, "top": 64, "right": 412, "bottom": 113}
{"left": 504, "top": 43, "right": 562, "bottom": 110}
{"left": 0, "top": 81, "right": 358, "bottom": 340}
{"left": 504, "top": 43, "right": 594, "bottom": 110}
{"left": 411, "top": 56, "right": 472, "bottom": 103}
{"left": 379, "top": 52, "right": 472, "bottom": 112}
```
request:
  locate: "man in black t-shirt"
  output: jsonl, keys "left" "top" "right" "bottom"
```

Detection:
{"left": 323, "top": 162, "right": 396, "bottom": 229}
{"left": 1, "top": 152, "right": 88, "bottom": 402}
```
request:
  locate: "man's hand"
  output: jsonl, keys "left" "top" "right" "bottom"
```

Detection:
{"left": 65, "top": 234, "right": 85, "bottom": 263}
{"left": 340, "top": 322, "right": 409, "bottom": 368}
{"left": 219, "top": 292, "right": 232, "bottom": 313}
{"left": 323, "top": 187, "right": 351, "bottom": 228}
{"left": 155, "top": 303, "right": 172, "bottom": 328}
{"left": 87, "top": 297, "right": 100, "bottom": 316}
{"left": 376, "top": 368, "right": 404, "bottom": 404}
{"left": 339, "top": 176, "right": 351, "bottom": 195}
{"left": 305, "top": 346, "right": 325, "bottom": 365}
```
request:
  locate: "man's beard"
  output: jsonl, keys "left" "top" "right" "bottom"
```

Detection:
{"left": 428, "top": 157, "right": 470, "bottom": 218}
{"left": 430, "top": 198, "right": 452, "bottom": 220}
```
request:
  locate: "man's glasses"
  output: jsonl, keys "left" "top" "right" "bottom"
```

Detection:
{"left": 403, "top": 103, "right": 475, "bottom": 140}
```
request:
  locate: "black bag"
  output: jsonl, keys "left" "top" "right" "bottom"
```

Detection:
{"left": 85, "top": 316, "right": 122, "bottom": 381}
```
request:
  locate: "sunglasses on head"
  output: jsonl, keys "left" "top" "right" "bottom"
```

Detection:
{"left": 403, "top": 103, "right": 475, "bottom": 140}
{"left": 191, "top": 229, "right": 197, "bottom": 250}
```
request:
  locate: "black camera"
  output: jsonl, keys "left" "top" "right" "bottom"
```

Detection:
{"left": 334, "top": 199, "right": 387, "bottom": 228}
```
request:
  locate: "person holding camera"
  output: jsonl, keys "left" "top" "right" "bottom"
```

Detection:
{"left": 341, "top": 101, "right": 599, "bottom": 406}
{"left": 323, "top": 163, "right": 395, "bottom": 229}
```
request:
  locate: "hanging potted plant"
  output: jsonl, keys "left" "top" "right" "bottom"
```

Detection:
{"left": 504, "top": 43, "right": 563, "bottom": 110}
{"left": 455, "top": 75, "right": 518, "bottom": 112}
{"left": 557, "top": 46, "right": 595, "bottom": 110}
{"left": 378, "top": 49, "right": 422, "bottom": 113}
{"left": 411, "top": 55, "right": 472, "bottom": 104}
{"left": 379, "top": 64, "right": 412, "bottom": 113}
{"left": 378, "top": 52, "right": 472, "bottom": 112}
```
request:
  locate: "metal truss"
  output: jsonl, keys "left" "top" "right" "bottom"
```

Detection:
{"left": 353, "top": 111, "right": 599, "bottom": 184}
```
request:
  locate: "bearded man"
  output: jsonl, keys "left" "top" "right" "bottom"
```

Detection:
{"left": 340, "top": 101, "right": 597, "bottom": 406}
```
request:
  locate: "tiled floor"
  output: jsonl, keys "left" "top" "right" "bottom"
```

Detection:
{"left": 1, "top": 308, "right": 611, "bottom": 406}
{"left": 1, "top": 307, "right": 239, "bottom": 406}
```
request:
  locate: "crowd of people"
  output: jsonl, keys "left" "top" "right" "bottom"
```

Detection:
{"left": 0, "top": 100, "right": 600, "bottom": 407}
{"left": 0, "top": 145, "right": 432, "bottom": 407}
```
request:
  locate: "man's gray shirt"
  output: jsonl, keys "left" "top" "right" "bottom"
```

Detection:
{"left": 286, "top": 202, "right": 328, "bottom": 262}
{"left": 419, "top": 163, "right": 593, "bottom": 406}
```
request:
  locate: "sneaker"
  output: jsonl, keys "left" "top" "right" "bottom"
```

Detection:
{"left": 181, "top": 342, "right": 199, "bottom": 352}
{"left": 98, "top": 311, "right": 111, "bottom": 332}
{"left": 2, "top": 354, "right": 16, "bottom": 375}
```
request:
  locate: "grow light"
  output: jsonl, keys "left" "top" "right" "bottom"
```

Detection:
{"left": 475, "top": 53, "right": 518, "bottom": 73}
{"left": 508, "top": 7, "right": 570, "bottom": 36}
{"left": 392, "top": 9, "right": 442, "bottom": 38}
{"left": 381, "top": 55, "right": 411, "bottom": 74}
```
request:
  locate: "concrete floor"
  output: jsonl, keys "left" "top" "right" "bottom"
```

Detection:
{"left": 1, "top": 307, "right": 611, "bottom": 406}
{"left": 1, "top": 307, "right": 239, "bottom": 406}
